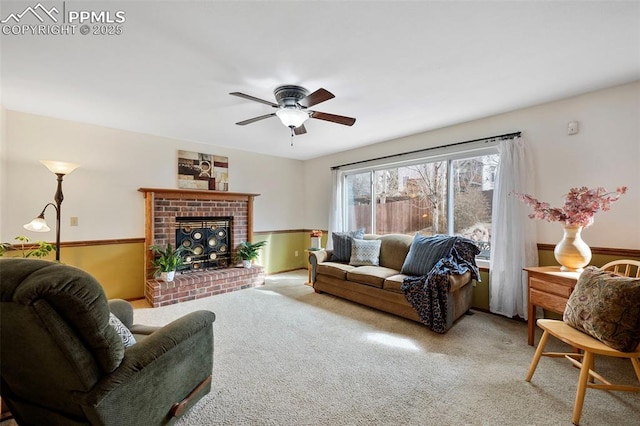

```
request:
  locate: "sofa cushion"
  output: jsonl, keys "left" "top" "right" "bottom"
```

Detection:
{"left": 382, "top": 274, "right": 410, "bottom": 293}
{"left": 347, "top": 266, "right": 399, "bottom": 288}
{"left": 317, "top": 262, "right": 356, "bottom": 280}
{"left": 385, "top": 271, "right": 472, "bottom": 294}
{"left": 563, "top": 266, "right": 640, "bottom": 352}
{"left": 349, "top": 239, "right": 382, "bottom": 266}
{"left": 400, "top": 234, "right": 458, "bottom": 276}
{"left": 331, "top": 229, "right": 365, "bottom": 262}
{"left": 378, "top": 234, "right": 414, "bottom": 270}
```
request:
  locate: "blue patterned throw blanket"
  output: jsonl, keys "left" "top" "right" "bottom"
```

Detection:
{"left": 401, "top": 237, "right": 480, "bottom": 333}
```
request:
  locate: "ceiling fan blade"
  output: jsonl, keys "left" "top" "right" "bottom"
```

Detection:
{"left": 309, "top": 111, "right": 356, "bottom": 126}
{"left": 298, "top": 88, "right": 335, "bottom": 108}
{"left": 230, "top": 92, "right": 279, "bottom": 108}
{"left": 235, "top": 113, "right": 276, "bottom": 126}
{"left": 294, "top": 124, "right": 307, "bottom": 135}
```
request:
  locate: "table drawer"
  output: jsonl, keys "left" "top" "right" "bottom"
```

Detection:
{"left": 530, "top": 288, "right": 568, "bottom": 314}
{"left": 529, "top": 277, "right": 573, "bottom": 297}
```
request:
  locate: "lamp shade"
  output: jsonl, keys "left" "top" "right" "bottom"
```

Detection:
{"left": 24, "top": 216, "right": 51, "bottom": 232}
{"left": 275, "top": 109, "right": 309, "bottom": 128}
{"left": 40, "top": 160, "right": 80, "bottom": 175}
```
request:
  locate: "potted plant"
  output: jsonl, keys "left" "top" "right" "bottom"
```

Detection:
{"left": 236, "top": 241, "right": 267, "bottom": 268}
{"left": 0, "top": 236, "right": 55, "bottom": 258}
{"left": 150, "top": 243, "right": 189, "bottom": 282}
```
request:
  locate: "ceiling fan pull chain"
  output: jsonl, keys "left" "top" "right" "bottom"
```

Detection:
{"left": 290, "top": 126, "right": 295, "bottom": 146}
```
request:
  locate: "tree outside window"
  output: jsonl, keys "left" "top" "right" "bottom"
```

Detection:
{"left": 343, "top": 153, "right": 498, "bottom": 258}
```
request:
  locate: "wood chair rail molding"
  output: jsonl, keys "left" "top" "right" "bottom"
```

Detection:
{"left": 537, "top": 243, "right": 640, "bottom": 258}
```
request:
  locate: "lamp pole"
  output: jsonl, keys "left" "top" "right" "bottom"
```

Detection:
{"left": 53, "top": 173, "right": 64, "bottom": 262}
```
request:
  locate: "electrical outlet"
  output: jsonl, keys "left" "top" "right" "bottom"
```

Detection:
{"left": 567, "top": 121, "right": 579, "bottom": 135}
{"left": 294, "top": 250, "right": 299, "bottom": 257}
{"left": 70, "top": 217, "right": 79, "bottom": 226}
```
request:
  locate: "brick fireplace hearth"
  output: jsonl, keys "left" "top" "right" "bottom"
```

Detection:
{"left": 139, "top": 188, "right": 264, "bottom": 307}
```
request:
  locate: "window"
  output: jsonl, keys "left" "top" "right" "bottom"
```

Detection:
{"left": 341, "top": 148, "right": 499, "bottom": 258}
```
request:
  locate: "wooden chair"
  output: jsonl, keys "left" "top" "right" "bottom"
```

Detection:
{"left": 601, "top": 259, "right": 640, "bottom": 278}
{"left": 525, "top": 260, "right": 640, "bottom": 425}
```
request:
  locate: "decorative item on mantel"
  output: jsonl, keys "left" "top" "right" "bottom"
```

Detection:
{"left": 310, "top": 230, "right": 323, "bottom": 249}
{"left": 514, "top": 186, "right": 627, "bottom": 272}
{"left": 177, "top": 150, "right": 229, "bottom": 191}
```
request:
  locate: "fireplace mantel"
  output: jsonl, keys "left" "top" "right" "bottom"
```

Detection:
{"left": 138, "top": 187, "right": 260, "bottom": 201}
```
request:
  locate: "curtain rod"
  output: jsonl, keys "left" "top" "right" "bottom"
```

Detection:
{"left": 331, "top": 131, "right": 521, "bottom": 170}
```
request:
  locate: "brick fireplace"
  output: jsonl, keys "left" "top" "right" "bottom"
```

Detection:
{"left": 139, "top": 188, "right": 265, "bottom": 307}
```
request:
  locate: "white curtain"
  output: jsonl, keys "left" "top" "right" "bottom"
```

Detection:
{"left": 326, "top": 169, "right": 343, "bottom": 250}
{"left": 489, "top": 136, "right": 538, "bottom": 320}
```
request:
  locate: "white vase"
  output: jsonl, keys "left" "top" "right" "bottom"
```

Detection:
{"left": 554, "top": 225, "right": 592, "bottom": 272}
{"left": 310, "top": 236, "right": 322, "bottom": 249}
{"left": 242, "top": 260, "right": 251, "bottom": 268}
{"left": 160, "top": 270, "right": 176, "bottom": 282}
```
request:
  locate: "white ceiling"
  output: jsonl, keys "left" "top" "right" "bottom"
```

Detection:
{"left": 1, "top": 1, "right": 639, "bottom": 160}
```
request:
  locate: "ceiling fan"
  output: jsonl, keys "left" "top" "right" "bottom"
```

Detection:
{"left": 229, "top": 85, "right": 356, "bottom": 137}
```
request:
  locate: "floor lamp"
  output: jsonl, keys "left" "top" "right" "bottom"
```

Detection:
{"left": 23, "top": 160, "right": 79, "bottom": 262}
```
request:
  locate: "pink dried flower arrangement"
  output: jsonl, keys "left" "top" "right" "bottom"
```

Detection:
{"left": 310, "top": 230, "right": 323, "bottom": 237}
{"left": 513, "top": 186, "right": 627, "bottom": 228}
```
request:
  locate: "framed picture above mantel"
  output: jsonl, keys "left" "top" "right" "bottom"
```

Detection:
{"left": 177, "top": 150, "right": 229, "bottom": 191}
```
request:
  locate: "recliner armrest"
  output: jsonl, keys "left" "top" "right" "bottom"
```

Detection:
{"left": 129, "top": 324, "right": 161, "bottom": 336}
{"left": 108, "top": 299, "right": 134, "bottom": 329}
{"left": 108, "top": 300, "right": 161, "bottom": 336}
{"left": 83, "top": 309, "right": 216, "bottom": 405}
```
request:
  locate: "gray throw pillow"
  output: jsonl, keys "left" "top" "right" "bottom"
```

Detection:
{"left": 109, "top": 312, "right": 137, "bottom": 348}
{"left": 349, "top": 239, "right": 382, "bottom": 266}
{"left": 331, "top": 228, "right": 365, "bottom": 262}
{"left": 400, "top": 234, "right": 458, "bottom": 276}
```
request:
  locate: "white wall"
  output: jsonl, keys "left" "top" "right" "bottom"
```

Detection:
{"left": 1, "top": 111, "right": 304, "bottom": 242}
{"left": 3, "top": 82, "right": 639, "bottom": 249}
{"left": 0, "top": 105, "right": 7, "bottom": 240}
{"left": 304, "top": 81, "right": 640, "bottom": 249}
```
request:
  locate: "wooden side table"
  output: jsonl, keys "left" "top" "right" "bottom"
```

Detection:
{"left": 524, "top": 266, "right": 580, "bottom": 346}
{"left": 305, "top": 249, "right": 313, "bottom": 286}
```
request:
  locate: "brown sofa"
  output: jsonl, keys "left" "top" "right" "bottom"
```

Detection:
{"left": 309, "top": 234, "right": 475, "bottom": 331}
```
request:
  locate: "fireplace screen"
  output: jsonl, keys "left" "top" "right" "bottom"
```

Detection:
{"left": 175, "top": 217, "right": 232, "bottom": 271}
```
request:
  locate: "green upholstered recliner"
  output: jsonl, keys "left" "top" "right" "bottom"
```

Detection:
{"left": 0, "top": 258, "right": 215, "bottom": 425}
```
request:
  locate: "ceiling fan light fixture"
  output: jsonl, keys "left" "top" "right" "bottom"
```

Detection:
{"left": 276, "top": 108, "right": 309, "bottom": 128}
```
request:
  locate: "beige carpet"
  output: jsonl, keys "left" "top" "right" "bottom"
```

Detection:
{"left": 130, "top": 270, "right": 639, "bottom": 425}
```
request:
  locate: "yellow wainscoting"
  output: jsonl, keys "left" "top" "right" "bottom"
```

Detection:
{"left": 62, "top": 242, "right": 145, "bottom": 300}
{"left": 5, "top": 237, "right": 637, "bottom": 308}
{"left": 2, "top": 240, "right": 145, "bottom": 300}
{"left": 471, "top": 269, "right": 490, "bottom": 311}
{"left": 3, "top": 231, "right": 320, "bottom": 300}
{"left": 253, "top": 230, "right": 324, "bottom": 274}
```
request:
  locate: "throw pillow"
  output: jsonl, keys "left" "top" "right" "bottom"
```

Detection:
{"left": 349, "top": 239, "right": 382, "bottom": 266}
{"left": 109, "top": 312, "right": 137, "bottom": 348}
{"left": 400, "top": 234, "right": 458, "bottom": 277}
{"left": 563, "top": 266, "right": 640, "bottom": 352}
{"left": 331, "top": 228, "right": 365, "bottom": 262}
